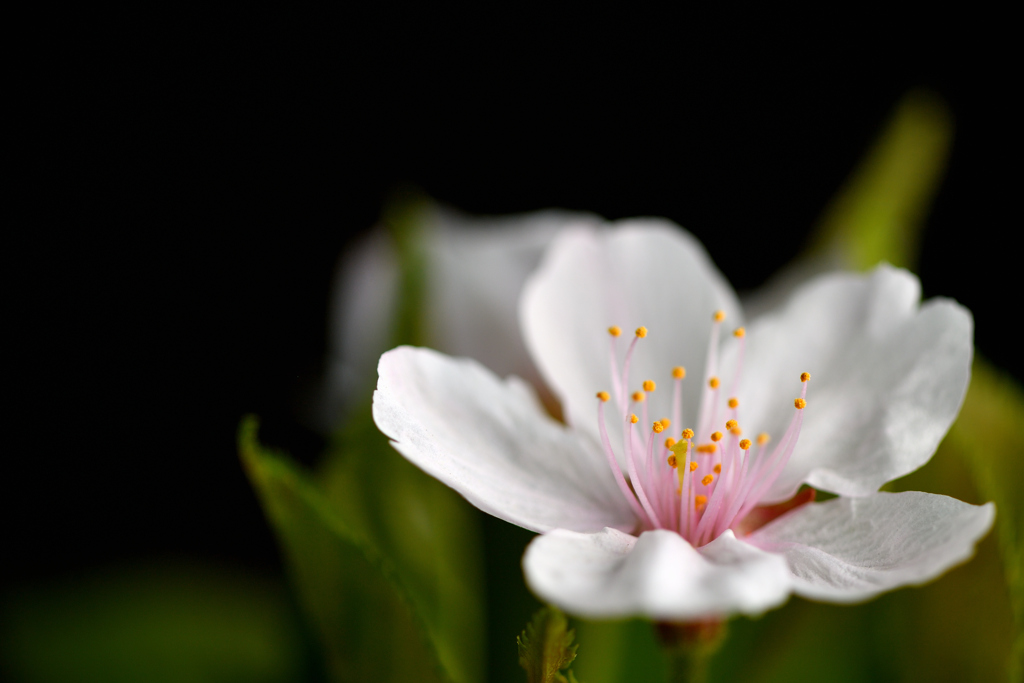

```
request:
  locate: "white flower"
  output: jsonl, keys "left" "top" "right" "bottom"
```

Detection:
{"left": 372, "top": 220, "right": 994, "bottom": 620}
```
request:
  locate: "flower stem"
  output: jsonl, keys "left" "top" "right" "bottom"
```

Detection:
{"left": 655, "top": 619, "right": 726, "bottom": 683}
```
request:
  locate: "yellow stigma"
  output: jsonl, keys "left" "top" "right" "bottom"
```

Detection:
{"left": 608, "top": 325, "right": 622, "bottom": 337}
{"left": 670, "top": 440, "right": 689, "bottom": 456}
{"left": 728, "top": 397, "right": 739, "bottom": 409}
{"left": 709, "top": 376, "right": 720, "bottom": 389}
{"left": 690, "top": 461, "right": 699, "bottom": 472}
{"left": 757, "top": 433, "right": 770, "bottom": 446}
{"left": 701, "top": 474, "right": 714, "bottom": 486}
{"left": 596, "top": 391, "right": 610, "bottom": 402}
{"left": 733, "top": 327, "right": 746, "bottom": 338}
{"left": 664, "top": 437, "right": 676, "bottom": 449}
{"left": 739, "top": 438, "right": 752, "bottom": 450}
{"left": 694, "top": 494, "right": 708, "bottom": 509}
{"left": 713, "top": 310, "right": 726, "bottom": 322}
{"left": 795, "top": 398, "right": 807, "bottom": 410}
{"left": 653, "top": 421, "right": 665, "bottom": 434}
{"left": 711, "top": 431, "right": 723, "bottom": 442}
{"left": 800, "top": 371, "right": 811, "bottom": 382}
{"left": 725, "top": 419, "right": 738, "bottom": 431}
{"left": 635, "top": 326, "right": 648, "bottom": 338}
{"left": 696, "top": 443, "right": 717, "bottom": 454}
{"left": 632, "top": 391, "right": 646, "bottom": 402}
{"left": 667, "top": 454, "right": 678, "bottom": 468}
{"left": 643, "top": 379, "right": 656, "bottom": 392}
{"left": 681, "top": 428, "right": 694, "bottom": 440}
{"left": 672, "top": 366, "right": 686, "bottom": 379}
{"left": 713, "top": 463, "right": 722, "bottom": 474}
{"left": 630, "top": 414, "right": 639, "bottom": 424}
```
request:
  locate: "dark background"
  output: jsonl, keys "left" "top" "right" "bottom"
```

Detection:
{"left": 13, "top": 11, "right": 1017, "bottom": 587}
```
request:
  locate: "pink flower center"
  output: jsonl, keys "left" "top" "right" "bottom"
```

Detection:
{"left": 596, "top": 314, "right": 810, "bottom": 547}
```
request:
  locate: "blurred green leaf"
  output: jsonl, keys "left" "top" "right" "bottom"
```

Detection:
{"left": 517, "top": 606, "right": 579, "bottom": 683}
{"left": 239, "top": 417, "right": 452, "bottom": 683}
{"left": 0, "top": 561, "right": 304, "bottom": 683}
{"left": 811, "top": 89, "right": 953, "bottom": 271}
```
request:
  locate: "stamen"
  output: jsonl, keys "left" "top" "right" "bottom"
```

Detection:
{"left": 794, "top": 398, "right": 806, "bottom": 409}
{"left": 635, "top": 326, "right": 648, "bottom": 338}
{"left": 739, "top": 439, "right": 752, "bottom": 450}
{"left": 664, "top": 437, "right": 676, "bottom": 449}
{"left": 730, "top": 426, "right": 743, "bottom": 436}
{"left": 713, "top": 464, "right": 722, "bottom": 474}
{"left": 633, "top": 391, "right": 646, "bottom": 402}
{"left": 608, "top": 326, "right": 622, "bottom": 337}
{"left": 713, "top": 310, "right": 726, "bottom": 322}
{"left": 725, "top": 420, "right": 738, "bottom": 431}
{"left": 709, "top": 377, "right": 720, "bottom": 389}
{"left": 595, "top": 396, "right": 649, "bottom": 524}
{"left": 673, "top": 366, "right": 686, "bottom": 379}
{"left": 710, "top": 431, "right": 723, "bottom": 442}
{"left": 701, "top": 474, "right": 714, "bottom": 486}
{"left": 643, "top": 379, "right": 656, "bottom": 392}
{"left": 625, "top": 416, "right": 663, "bottom": 528}
{"left": 757, "top": 433, "right": 769, "bottom": 446}
{"left": 689, "top": 461, "right": 699, "bottom": 472}
{"left": 681, "top": 428, "right": 694, "bottom": 440}
{"left": 630, "top": 414, "right": 639, "bottom": 424}
{"left": 801, "top": 372, "right": 811, "bottom": 382}
{"left": 728, "top": 397, "right": 739, "bottom": 409}
{"left": 667, "top": 454, "right": 678, "bottom": 467}
{"left": 652, "top": 421, "right": 665, "bottom": 434}
{"left": 596, "top": 391, "right": 610, "bottom": 402}
{"left": 696, "top": 444, "right": 717, "bottom": 454}
{"left": 694, "top": 495, "right": 707, "bottom": 509}
{"left": 733, "top": 327, "right": 745, "bottom": 338}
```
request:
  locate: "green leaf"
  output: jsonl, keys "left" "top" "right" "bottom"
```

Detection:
{"left": 239, "top": 416, "right": 453, "bottom": 683}
{"left": 810, "top": 89, "right": 953, "bottom": 271}
{"left": 0, "top": 562, "right": 304, "bottom": 683}
{"left": 517, "top": 607, "right": 580, "bottom": 683}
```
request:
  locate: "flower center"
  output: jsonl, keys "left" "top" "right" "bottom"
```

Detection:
{"left": 596, "top": 313, "right": 809, "bottom": 547}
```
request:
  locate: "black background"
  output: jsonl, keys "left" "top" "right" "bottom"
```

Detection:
{"left": 13, "top": 10, "right": 1018, "bottom": 587}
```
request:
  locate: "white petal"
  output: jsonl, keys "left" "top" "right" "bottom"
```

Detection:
{"left": 373, "top": 347, "right": 636, "bottom": 533}
{"left": 523, "top": 528, "right": 792, "bottom": 619}
{"left": 424, "top": 207, "right": 601, "bottom": 383}
{"left": 746, "top": 492, "right": 995, "bottom": 602}
{"left": 719, "top": 265, "right": 972, "bottom": 500}
{"left": 520, "top": 220, "right": 742, "bottom": 458}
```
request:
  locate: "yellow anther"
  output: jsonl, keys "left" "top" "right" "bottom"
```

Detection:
{"left": 664, "top": 437, "right": 676, "bottom": 449}
{"left": 608, "top": 326, "right": 622, "bottom": 337}
{"left": 713, "top": 310, "right": 726, "bottom": 322}
{"left": 690, "top": 461, "right": 699, "bottom": 472}
{"left": 632, "top": 391, "right": 646, "bottom": 402}
{"left": 695, "top": 494, "right": 708, "bottom": 509}
{"left": 711, "top": 431, "right": 723, "bottom": 442}
{"left": 725, "top": 419, "right": 738, "bottom": 431}
{"left": 681, "top": 428, "right": 694, "bottom": 440}
{"left": 673, "top": 366, "right": 686, "bottom": 379}
{"left": 596, "top": 391, "right": 610, "bottom": 402}
{"left": 730, "top": 427, "right": 743, "bottom": 436}
{"left": 659, "top": 418, "right": 671, "bottom": 429}
{"left": 643, "top": 379, "right": 656, "bottom": 392}
{"left": 800, "top": 372, "right": 811, "bottom": 382}
{"left": 713, "top": 463, "right": 722, "bottom": 474}
{"left": 795, "top": 398, "right": 807, "bottom": 410}
{"left": 667, "top": 454, "right": 678, "bottom": 468}
{"left": 701, "top": 474, "right": 714, "bottom": 486}
{"left": 635, "top": 326, "right": 648, "bottom": 338}
{"left": 733, "top": 327, "right": 746, "bottom": 338}
{"left": 653, "top": 421, "right": 665, "bottom": 434}
{"left": 630, "top": 414, "right": 639, "bottom": 424}
{"left": 728, "top": 397, "right": 739, "bottom": 409}
{"left": 739, "top": 438, "right": 752, "bottom": 450}
{"left": 709, "top": 376, "right": 720, "bottom": 389}
{"left": 757, "top": 433, "right": 770, "bottom": 446}
{"left": 696, "top": 443, "right": 717, "bottom": 454}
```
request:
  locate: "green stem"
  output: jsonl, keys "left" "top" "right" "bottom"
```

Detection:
{"left": 656, "top": 620, "right": 727, "bottom": 683}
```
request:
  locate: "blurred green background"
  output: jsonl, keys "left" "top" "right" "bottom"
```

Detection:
{"left": 10, "top": 10, "right": 1020, "bottom": 683}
